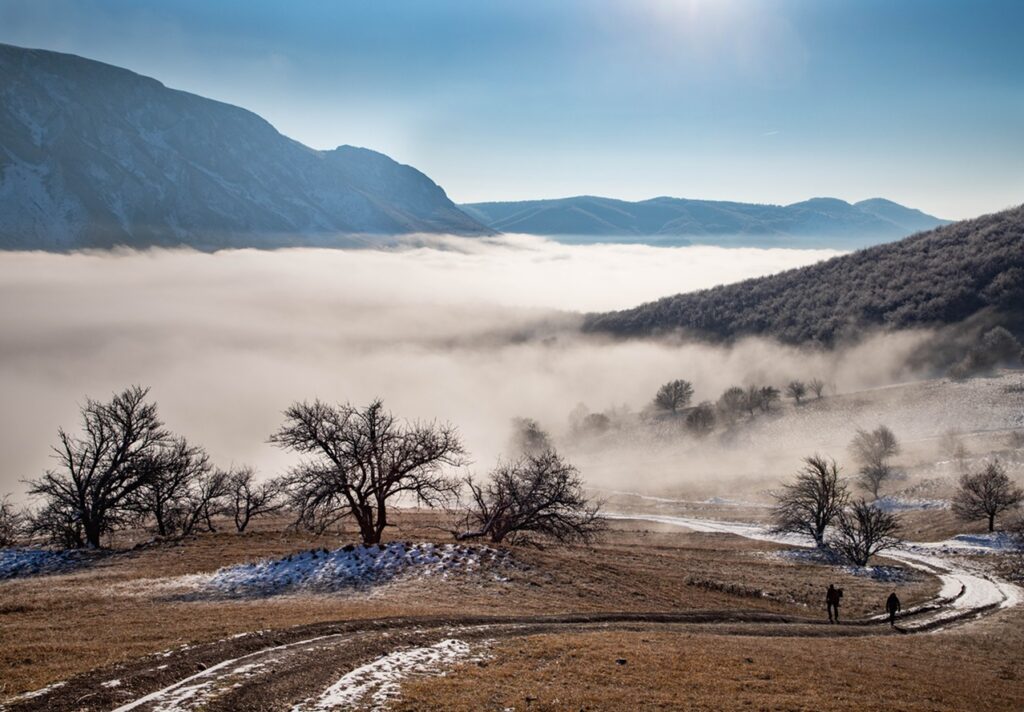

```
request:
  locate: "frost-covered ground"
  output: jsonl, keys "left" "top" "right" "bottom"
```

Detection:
{"left": 609, "top": 512, "right": 1023, "bottom": 628}
{"left": 0, "top": 547, "right": 96, "bottom": 579}
{"left": 873, "top": 495, "right": 948, "bottom": 512}
{"left": 290, "top": 638, "right": 488, "bottom": 712}
{"left": 159, "top": 542, "right": 516, "bottom": 598}
{"left": 906, "top": 532, "right": 1022, "bottom": 556}
{"left": 770, "top": 547, "right": 915, "bottom": 583}
{"left": 741, "top": 374, "right": 1024, "bottom": 452}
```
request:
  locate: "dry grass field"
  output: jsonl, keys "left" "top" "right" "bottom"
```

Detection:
{"left": 396, "top": 612, "right": 1024, "bottom": 711}
{"left": 0, "top": 515, "right": 941, "bottom": 702}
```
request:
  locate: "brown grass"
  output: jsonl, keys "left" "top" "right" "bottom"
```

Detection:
{"left": 0, "top": 514, "right": 939, "bottom": 699}
{"left": 397, "top": 610, "right": 1024, "bottom": 711}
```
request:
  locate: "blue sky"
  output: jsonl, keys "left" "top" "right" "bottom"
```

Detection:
{"left": 2, "top": 0, "right": 1021, "bottom": 219}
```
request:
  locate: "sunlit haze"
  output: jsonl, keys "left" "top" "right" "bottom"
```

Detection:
{"left": 2, "top": 0, "right": 1021, "bottom": 218}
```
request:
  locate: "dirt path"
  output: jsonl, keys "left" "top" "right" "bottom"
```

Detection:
{"left": 607, "top": 512, "right": 1022, "bottom": 631}
{"left": 6, "top": 514, "right": 1020, "bottom": 711}
{"left": 0, "top": 611, "right": 928, "bottom": 712}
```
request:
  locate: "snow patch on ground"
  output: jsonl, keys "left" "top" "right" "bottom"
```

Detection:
{"left": 291, "top": 638, "right": 488, "bottom": 712}
{"left": 163, "top": 542, "right": 515, "bottom": 597}
{"left": 770, "top": 548, "right": 914, "bottom": 582}
{"left": 907, "top": 532, "right": 1023, "bottom": 555}
{"left": 0, "top": 548, "right": 94, "bottom": 579}
{"left": 608, "top": 511, "right": 1024, "bottom": 626}
{"left": 874, "top": 496, "right": 949, "bottom": 512}
{"left": 602, "top": 490, "right": 769, "bottom": 508}
{"left": 7, "top": 680, "right": 67, "bottom": 703}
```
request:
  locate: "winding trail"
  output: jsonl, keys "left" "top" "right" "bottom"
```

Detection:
{"left": 6, "top": 513, "right": 1021, "bottom": 712}
{"left": 605, "top": 512, "right": 1022, "bottom": 631}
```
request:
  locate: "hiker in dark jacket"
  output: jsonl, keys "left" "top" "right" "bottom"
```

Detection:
{"left": 886, "top": 591, "right": 901, "bottom": 627}
{"left": 826, "top": 583, "right": 842, "bottom": 623}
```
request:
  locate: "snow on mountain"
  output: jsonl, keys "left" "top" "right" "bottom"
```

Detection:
{"left": 0, "top": 43, "right": 491, "bottom": 250}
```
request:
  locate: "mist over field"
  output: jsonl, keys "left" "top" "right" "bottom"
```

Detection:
{"left": 0, "top": 236, "right": 941, "bottom": 499}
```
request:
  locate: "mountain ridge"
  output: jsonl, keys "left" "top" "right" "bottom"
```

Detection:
{"left": 461, "top": 195, "right": 948, "bottom": 248}
{"left": 0, "top": 43, "right": 491, "bottom": 250}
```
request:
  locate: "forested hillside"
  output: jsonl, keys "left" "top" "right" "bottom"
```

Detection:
{"left": 583, "top": 205, "right": 1024, "bottom": 344}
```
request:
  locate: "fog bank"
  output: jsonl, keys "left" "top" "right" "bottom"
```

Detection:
{"left": 2, "top": 236, "right": 927, "bottom": 499}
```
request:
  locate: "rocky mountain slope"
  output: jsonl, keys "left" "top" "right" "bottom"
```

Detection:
{"left": 0, "top": 43, "right": 491, "bottom": 250}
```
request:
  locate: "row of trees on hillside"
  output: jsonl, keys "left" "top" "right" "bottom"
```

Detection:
{"left": 23, "top": 387, "right": 285, "bottom": 548}
{"left": 645, "top": 376, "right": 830, "bottom": 436}
{"left": 773, "top": 453, "right": 1024, "bottom": 565}
{"left": 10, "top": 387, "right": 603, "bottom": 549}
{"left": 568, "top": 375, "right": 833, "bottom": 444}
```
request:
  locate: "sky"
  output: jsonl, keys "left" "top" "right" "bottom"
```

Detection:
{"left": 1, "top": 0, "right": 1022, "bottom": 219}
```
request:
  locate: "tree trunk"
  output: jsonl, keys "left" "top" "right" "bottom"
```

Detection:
{"left": 360, "top": 525, "right": 381, "bottom": 545}
{"left": 355, "top": 503, "right": 379, "bottom": 545}
{"left": 373, "top": 501, "right": 388, "bottom": 545}
{"left": 84, "top": 520, "right": 102, "bottom": 548}
{"left": 988, "top": 514, "right": 995, "bottom": 532}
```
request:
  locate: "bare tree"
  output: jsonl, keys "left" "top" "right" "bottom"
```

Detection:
{"left": 456, "top": 450, "right": 603, "bottom": 544}
{"left": 509, "top": 417, "right": 552, "bottom": 456}
{"left": 808, "top": 378, "right": 826, "bottom": 399}
{"left": 126, "top": 437, "right": 233, "bottom": 537}
{"left": 786, "top": 380, "right": 807, "bottom": 405}
{"left": 850, "top": 425, "right": 900, "bottom": 465}
{"left": 270, "top": 399, "right": 465, "bottom": 544}
{"left": 130, "top": 437, "right": 212, "bottom": 537}
{"left": 849, "top": 425, "right": 901, "bottom": 498}
{"left": 744, "top": 385, "right": 763, "bottom": 417}
{"left": 26, "top": 386, "right": 170, "bottom": 548}
{"left": 653, "top": 379, "right": 694, "bottom": 415}
{"left": 227, "top": 468, "right": 285, "bottom": 533}
{"left": 685, "top": 402, "right": 716, "bottom": 435}
{"left": 952, "top": 461, "right": 1024, "bottom": 532}
{"left": 772, "top": 456, "right": 849, "bottom": 546}
{"left": 831, "top": 499, "right": 902, "bottom": 566}
{"left": 28, "top": 500, "right": 82, "bottom": 549}
{"left": 717, "top": 386, "right": 747, "bottom": 423}
{"left": 856, "top": 463, "right": 896, "bottom": 500}
{"left": 0, "top": 495, "right": 26, "bottom": 546}
{"left": 759, "top": 386, "right": 781, "bottom": 413}
{"left": 181, "top": 468, "right": 232, "bottom": 535}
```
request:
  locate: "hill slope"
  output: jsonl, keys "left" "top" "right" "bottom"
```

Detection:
{"left": 583, "top": 205, "right": 1024, "bottom": 344}
{"left": 460, "top": 195, "right": 948, "bottom": 248}
{"left": 0, "top": 44, "right": 490, "bottom": 250}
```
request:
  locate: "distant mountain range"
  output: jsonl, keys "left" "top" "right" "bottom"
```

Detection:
{"left": 583, "top": 205, "right": 1024, "bottom": 344}
{"left": 0, "top": 43, "right": 950, "bottom": 252}
{"left": 0, "top": 43, "right": 491, "bottom": 250}
{"left": 461, "top": 195, "right": 948, "bottom": 248}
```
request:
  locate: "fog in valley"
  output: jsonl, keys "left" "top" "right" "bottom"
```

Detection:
{"left": 0, "top": 235, "right": 955, "bottom": 501}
